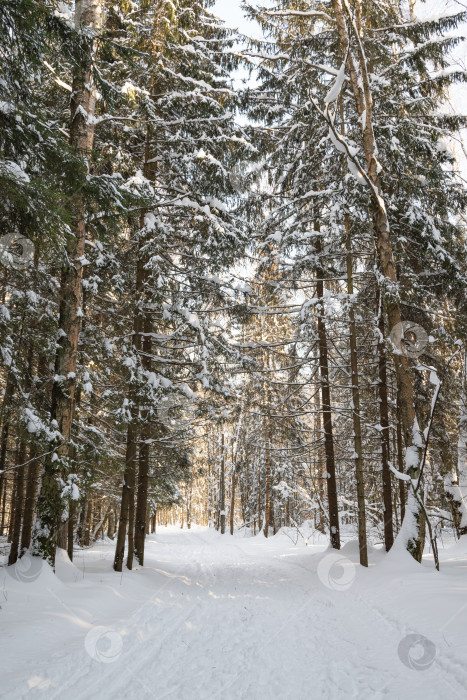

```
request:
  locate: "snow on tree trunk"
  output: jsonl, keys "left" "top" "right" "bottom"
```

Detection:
{"left": 376, "top": 293, "right": 394, "bottom": 551}
{"left": 330, "top": 0, "right": 423, "bottom": 560}
{"left": 220, "top": 432, "right": 226, "bottom": 535}
{"left": 445, "top": 355, "right": 467, "bottom": 538}
{"left": 315, "top": 232, "right": 340, "bottom": 550}
{"left": 31, "top": 0, "right": 103, "bottom": 567}
{"left": 114, "top": 425, "right": 138, "bottom": 571}
{"left": 19, "top": 445, "right": 40, "bottom": 555}
{"left": 345, "top": 213, "right": 368, "bottom": 566}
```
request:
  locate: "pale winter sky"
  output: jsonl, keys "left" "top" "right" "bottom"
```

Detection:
{"left": 213, "top": 0, "right": 467, "bottom": 173}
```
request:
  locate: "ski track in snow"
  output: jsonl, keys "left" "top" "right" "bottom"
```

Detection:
{"left": 2, "top": 527, "right": 467, "bottom": 700}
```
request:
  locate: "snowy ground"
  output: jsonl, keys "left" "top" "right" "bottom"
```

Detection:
{"left": 1, "top": 527, "right": 467, "bottom": 700}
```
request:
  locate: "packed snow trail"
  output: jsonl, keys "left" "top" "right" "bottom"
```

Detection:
{"left": 2, "top": 527, "right": 467, "bottom": 699}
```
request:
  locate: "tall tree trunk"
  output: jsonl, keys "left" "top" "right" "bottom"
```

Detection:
{"left": 57, "top": 520, "right": 68, "bottom": 550}
{"left": 445, "top": 352, "right": 467, "bottom": 537}
{"left": 396, "top": 398, "right": 406, "bottom": 524}
{"left": 77, "top": 499, "right": 86, "bottom": 546}
{"left": 12, "top": 344, "right": 41, "bottom": 557}
{"left": 263, "top": 411, "right": 272, "bottom": 538}
{"left": 8, "top": 472, "right": 17, "bottom": 543}
{"left": 186, "top": 502, "right": 190, "bottom": 530}
{"left": 32, "top": 0, "right": 102, "bottom": 567}
{"left": 230, "top": 457, "right": 236, "bottom": 536}
{"left": 345, "top": 215, "right": 368, "bottom": 566}
{"left": 7, "top": 337, "right": 34, "bottom": 564}
{"left": 315, "top": 234, "right": 340, "bottom": 550}
{"left": 134, "top": 328, "right": 151, "bottom": 565}
{"left": 220, "top": 432, "right": 226, "bottom": 534}
{"left": 331, "top": 0, "right": 423, "bottom": 560}
{"left": 84, "top": 495, "right": 93, "bottom": 547}
{"left": 0, "top": 472, "right": 6, "bottom": 535}
{"left": 134, "top": 420, "right": 150, "bottom": 564}
{"left": 256, "top": 463, "right": 261, "bottom": 535}
{"left": 113, "top": 126, "right": 152, "bottom": 571}
{"left": 132, "top": 123, "right": 155, "bottom": 566}
{"left": 8, "top": 440, "right": 27, "bottom": 565}
{"left": 114, "top": 425, "right": 137, "bottom": 571}
{"left": 19, "top": 445, "right": 40, "bottom": 554}
{"left": 67, "top": 501, "right": 74, "bottom": 561}
{"left": 126, "top": 466, "right": 136, "bottom": 569}
{"left": 314, "top": 402, "right": 326, "bottom": 534}
{"left": 207, "top": 452, "right": 213, "bottom": 528}
{"left": 107, "top": 508, "right": 115, "bottom": 539}
{"left": 0, "top": 372, "right": 15, "bottom": 522}
{"left": 376, "top": 293, "right": 394, "bottom": 551}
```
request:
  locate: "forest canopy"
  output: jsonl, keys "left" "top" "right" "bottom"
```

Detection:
{"left": 1, "top": 0, "right": 467, "bottom": 575}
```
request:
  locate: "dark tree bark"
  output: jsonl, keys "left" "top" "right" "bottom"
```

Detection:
{"left": 67, "top": 501, "right": 74, "bottom": 561}
{"left": 0, "top": 372, "right": 15, "bottom": 525}
{"left": 8, "top": 440, "right": 27, "bottom": 565}
{"left": 77, "top": 499, "right": 86, "bottom": 546}
{"left": 263, "top": 419, "right": 272, "bottom": 538}
{"left": 220, "top": 432, "right": 226, "bottom": 534}
{"left": 331, "top": 0, "right": 423, "bottom": 560}
{"left": 32, "top": 0, "right": 102, "bottom": 567}
{"left": 396, "top": 397, "right": 406, "bottom": 523}
{"left": 345, "top": 215, "right": 368, "bottom": 566}
{"left": 316, "top": 234, "right": 340, "bottom": 550}
{"left": 0, "top": 474, "right": 6, "bottom": 536}
{"left": 84, "top": 495, "right": 93, "bottom": 547}
{"left": 57, "top": 520, "right": 68, "bottom": 550}
{"left": 114, "top": 427, "right": 138, "bottom": 570}
{"left": 20, "top": 445, "right": 40, "bottom": 554}
{"left": 377, "top": 298, "right": 394, "bottom": 551}
{"left": 126, "top": 462, "right": 136, "bottom": 569}
{"left": 230, "top": 463, "right": 236, "bottom": 536}
{"left": 134, "top": 320, "right": 152, "bottom": 565}
{"left": 123, "top": 125, "right": 154, "bottom": 568}
{"left": 107, "top": 508, "right": 115, "bottom": 539}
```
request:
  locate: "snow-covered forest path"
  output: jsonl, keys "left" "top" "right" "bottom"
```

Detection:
{"left": 2, "top": 527, "right": 467, "bottom": 699}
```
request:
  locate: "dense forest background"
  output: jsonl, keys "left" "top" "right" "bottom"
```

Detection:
{"left": 1, "top": 0, "right": 467, "bottom": 573}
